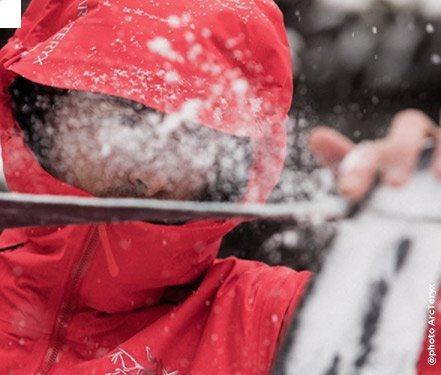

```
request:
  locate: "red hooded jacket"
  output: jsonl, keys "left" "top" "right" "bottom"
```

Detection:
{"left": 0, "top": 0, "right": 311, "bottom": 374}
{"left": 0, "top": 1, "right": 438, "bottom": 374}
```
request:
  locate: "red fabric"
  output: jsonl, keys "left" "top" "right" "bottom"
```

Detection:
{"left": 0, "top": 0, "right": 312, "bottom": 374}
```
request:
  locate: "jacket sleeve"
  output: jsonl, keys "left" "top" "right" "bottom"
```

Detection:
{"left": 208, "top": 258, "right": 312, "bottom": 374}
{"left": 245, "top": 263, "right": 312, "bottom": 371}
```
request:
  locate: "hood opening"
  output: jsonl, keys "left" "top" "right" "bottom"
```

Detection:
{"left": 0, "top": 0, "right": 292, "bottom": 204}
{"left": 8, "top": 76, "right": 254, "bottom": 204}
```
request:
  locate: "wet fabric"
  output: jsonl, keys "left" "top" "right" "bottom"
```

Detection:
{"left": 0, "top": 0, "right": 311, "bottom": 373}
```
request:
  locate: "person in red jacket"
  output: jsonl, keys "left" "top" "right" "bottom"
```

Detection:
{"left": 0, "top": 1, "right": 440, "bottom": 375}
{"left": 0, "top": 0, "right": 311, "bottom": 374}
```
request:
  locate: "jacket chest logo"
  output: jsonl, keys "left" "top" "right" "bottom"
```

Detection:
{"left": 107, "top": 346, "right": 179, "bottom": 375}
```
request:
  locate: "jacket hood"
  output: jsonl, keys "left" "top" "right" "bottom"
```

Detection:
{"left": 0, "top": 0, "right": 293, "bottom": 310}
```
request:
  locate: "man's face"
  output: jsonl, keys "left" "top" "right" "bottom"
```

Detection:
{"left": 28, "top": 90, "right": 251, "bottom": 201}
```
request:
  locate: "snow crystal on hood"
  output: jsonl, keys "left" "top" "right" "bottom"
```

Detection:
{"left": 147, "top": 37, "right": 185, "bottom": 63}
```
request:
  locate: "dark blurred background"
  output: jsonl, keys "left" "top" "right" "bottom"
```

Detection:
{"left": 2, "top": 0, "right": 441, "bottom": 271}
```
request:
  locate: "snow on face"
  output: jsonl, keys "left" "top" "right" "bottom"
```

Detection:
{"left": 22, "top": 89, "right": 252, "bottom": 201}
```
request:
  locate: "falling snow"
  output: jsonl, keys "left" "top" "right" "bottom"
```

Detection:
{"left": 431, "top": 53, "right": 441, "bottom": 65}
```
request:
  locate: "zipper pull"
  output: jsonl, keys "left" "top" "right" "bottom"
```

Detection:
{"left": 98, "top": 224, "right": 120, "bottom": 277}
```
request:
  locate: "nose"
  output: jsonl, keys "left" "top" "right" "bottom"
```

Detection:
{"left": 128, "top": 171, "right": 167, "bottom": 198}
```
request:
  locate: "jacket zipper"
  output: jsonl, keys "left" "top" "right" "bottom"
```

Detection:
{"left": 38, "top": 226, "right": 100, "bottom": 375}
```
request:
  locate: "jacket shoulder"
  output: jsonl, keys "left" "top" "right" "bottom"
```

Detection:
{"left": 210, "top": 256, "right": 310, "bottom": 306}
{"left": 196, "top": 257, "right": 311, "bottom": 372}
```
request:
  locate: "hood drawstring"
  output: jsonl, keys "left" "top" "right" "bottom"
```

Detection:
{"left": 98, "top": 224, "right": 120, "bottom": 277}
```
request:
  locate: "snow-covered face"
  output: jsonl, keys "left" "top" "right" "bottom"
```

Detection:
{"left": 17, "top": 88, "right": 252, "bottom": 201}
